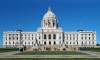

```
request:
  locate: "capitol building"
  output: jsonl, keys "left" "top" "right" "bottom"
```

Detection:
{"left": 3, "top": 7, "right": 96, "bottom": 51}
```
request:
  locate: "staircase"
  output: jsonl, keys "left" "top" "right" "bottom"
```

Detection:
{"left": 40, "top": 45, "right": 60, "bottom": 51}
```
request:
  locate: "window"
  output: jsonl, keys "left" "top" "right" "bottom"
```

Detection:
{"left": 9, "top": 37, "right": 11, "bottom": 40}
{"left": 28, "top": 42, "right": 30, "bottom": 44}
{"left": 32, "top": 37, "right": 33, "bottom": 40}
{"left": 9, "top": 34, "right": 11, "bottom": 36}
{"left": 6, "top": 37, "right": 7, "bottom": 40}
{"left": 39, "top": 36, "right": 41, "bottom": 39}
{"left": 21, "top": 37, "right": 23, "bottom": 40}
{"left": 70, "top": 37, "right": 71, "bottom": 40}
{"left": 89, "top": 41, "right": 90, "bottom": 44}
{"left": 93, "top": 42, "right": 94, "bottom": 44}
{"left": 92, "top": 34, "right": 94, "bottom": 36}
{"left": 85, "top": 41, "right": 87, "bottom": 44}
{"left": 92, "top": 37, "right": 94, "bottom": 40}
{"left": 59, "top": 41, "right": 61, "bottom": 44}
{"left": 89, "top": 34, "right": 90, "bottom": 36}
{"left": 49, "top": 34, "right": 51, "bottom": 39}
{"left": 13, "top": 42, "right": 14, "bottom": 44}
{"left": 66, "top": 37, "right": 68, "bottom": 40}
{"left": 54, "top": 41, "right": 56, "bottom": 45}
{"left": 59, "top": 36, "right": 61, "bottom": 39}
{"left": 32, "top": 34, "right": 33, "bottom": 36}
{"left": 85, "top": 37, "right": 87, "bottom": 40}
{"left": 25, "top": 42, "right": 26, "bottom": 44}
{"left": 25, "top": 37, "right": 26, "bottom": 40}
{"left": 81, "top": 37, "right": 83, "bottom": 40}
{"left": 44, "top": 34, "right": 46, "bottom": 39}
{"left": 81, "top": 34, "right": 83, "bottom": 36}
{"left": 81, "top": 41, "right": 83, "bottom": 44}
{"left": 77, "top": 41, "right": 78, "bottom": 44}
{"left": 70, "top": 42, "right": 71, "bottom": 44}
{"left": 32, "top": 42, "right": 33, "bottom": 44}
{"left": 53, "top": 34, "right": 56, "bottom": 39}
{"left": 77, "top": 37, "right": 78, "bottom": 40}
{"left": 73, "top": 42, "right": 75, "bottom": 44}
{"left": 9, "top": 42, "right": 11, "bottom": 44}
{"left": 44, "top": 41, "right": 46, "bottom": 45}
{"left": 77, "top": 34, "right": 78, "bottom": 36}
{"left": 16, "top": 34, "right": 18, "bottom": 36}
{"left": 89, "top": 37, "right": 90, "bottom": 40}
{"left": 17, "top": 37, "right": 18, "bottom": 40}
{"left": 13, "top": 37, "right": 14, "bottom": 40}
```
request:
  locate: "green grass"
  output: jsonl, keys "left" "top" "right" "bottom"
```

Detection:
{"left": 15, "top": 51, "right": 86, "bottom": 55}
{"left": 0, "top": 48, "right": 18, "bottom": 53}
{"left": 0, "top": 58, "right": 100, "bottom": 60}
{"left": 86, "top": 48, "right": 100, "bottom": 52}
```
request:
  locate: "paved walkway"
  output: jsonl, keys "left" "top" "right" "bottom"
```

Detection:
{"left": 0, "top": 51, "right": 100, "bottom": 58}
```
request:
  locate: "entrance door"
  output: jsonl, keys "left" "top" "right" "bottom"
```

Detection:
{"left": 49, "top": 41, "right": 51, "bottom": 45}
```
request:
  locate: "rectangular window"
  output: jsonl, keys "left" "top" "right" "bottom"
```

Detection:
{"left": 81, "top": 37, "right": 83, "bottom": 40}
{"left": 81, "top": 34, "right": 83, "bottom": 36}
{"left": 92, "top": 37, "right": 94, "bottom": 40}
{"left": 28, "top": 42, "right": 30, "bottom": 44}
{"left": 16, "top": 34, "right": 18, "bottom": 36}
{"left": 70, "top": 37, "right": 71, "bottom": 40}
{"left": 25, "top": 37, "right": 26, "bottom": 40}
{"left": 6, "top": 37, "right": 7, "bottom": 40}
{"left": 92, "top": 34, "right": 94, "bottom": 36}
{"left": 59, "top": 36, "right": 61, "bottom": 39}
{"left": 66, "top": 37, "right": 68, "bottom": 40}
{"left": 32, "top": 37, "right": 33, "bottom": 40}
{"left": 9, "top": 37, "right": 11, "bottom": 40}
{"left": 39, "top": 36, "right": 41, "bottom": 39}
{"left": 17, "top": 37, "right": 18, "bottom": 40}
{"left": 77, "top": 37, "right": 78, "bottom": 40}
{"left": 85, "top": 37, "right": 87, "bottom": 40}
{"left": 89, "top": 37, "right": 90, "bottom": 40}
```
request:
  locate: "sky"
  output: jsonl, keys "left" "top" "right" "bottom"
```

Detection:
{"left": 0, "top": 0, "right": 100, "bottom": 45}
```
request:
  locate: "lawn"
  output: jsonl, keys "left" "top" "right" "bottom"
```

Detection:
{"left": 0, "top": 48, "right": 18, "bottom": 53}
{"left": 86, "top": 48, "right": 100, "bottom": 52}
{"left": 0, "top": 58, "right": 100, "bottom": 60}
{"left": 15, "top": 51, "right": 86, "bottom": 55}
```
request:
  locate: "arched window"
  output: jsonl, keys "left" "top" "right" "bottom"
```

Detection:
{"left": 53, "top": 34, "right": 56, "bottom": 39}
{"left": 44, "top": 41, "right": 46, "bottom": 45}
{"left": 54, "top": 41, "right": 56, "bottom": 45}
{"left": 53, "top": 23, "right": 55, "bottom": 27}
{"left": 44, "top": 34, "right": 46, "bottom": 39}
{"left": 49, "top": 34, "right": 51, "bottom": 39}
{"left": 49, "top": 41, "right": 51, "bottom": 45}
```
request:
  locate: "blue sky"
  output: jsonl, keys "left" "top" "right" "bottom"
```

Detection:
{"left": 0, "top": 0, "right": 100, "bottom": 45}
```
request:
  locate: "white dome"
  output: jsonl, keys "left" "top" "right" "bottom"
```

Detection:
{"left": 43, "top": 7, "right": 56, "bottom": 19}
